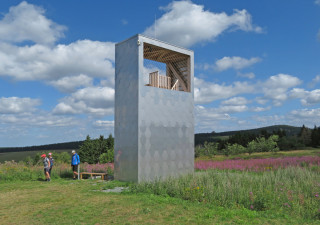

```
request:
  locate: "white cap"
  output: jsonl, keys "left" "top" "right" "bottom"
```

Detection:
{"left": 71, "top": 150, "right": 75, "bottom": 153}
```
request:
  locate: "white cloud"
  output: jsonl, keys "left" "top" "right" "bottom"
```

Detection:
{"left": 290, "top": 88, "right": 320, "bottom": 106}
{"left": 308, "top": 75, "right": 320, "bottom": 88}
{"left": 48, "top": 74, "right": 93, "bottom": 93}
{"left": 195, "top": 105, "right": 254, "bottom": 133}
{"left": 251, "top": 106, "right": 270, "bottom": 112}
{"left": 144, "top": 1, "right": 262, "bottom": 47}
{"left": 93, "top": 120, "right": 114, "bottom": 129}
{"left": 261, "top": 74, "right": 302, "bottom": 106}
{"left": 237, "top": 72, "right": 255, "bottom": 79}
{"left": 214, "top": 56, "right": 261, "bottom": 71}
{"left": 0, "top": 1, "right": 66, "bottom": 45}
{"left": 53, "top": 87, "right": 114, "bottom": 117}
{"left": 221, "top": 97, "right": 249, "bottom": 105}
{"left": 0, "top": 97, "right": 40, "bottom": 114}
{"left": 0, "top": 40, "right": 115, "bottom": 82}
{"left": 312, "top": 75, "right": 320, "bottom": 83}
{"left": 315, "top": 0, "right": 320, "bottom": 5}
{"left": 218, "top": 105, "right": 248, "bottom": 113}
{"left": 0, "top": 112, "right": 78, "bottom": 127}
{"left": 121, "top": 19, "right": 128, "bottom": 25}
{"left": 290, "top": 108, "right": 320, "bottom": 119}
{"left": 194, "top": 77, "right": 255, "bottom": 104}
{"left": 195, "top": 73, "right": 301, "bottom": 106}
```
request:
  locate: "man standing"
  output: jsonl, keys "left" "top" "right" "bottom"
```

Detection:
{"left": 41, "top": 154, "right": 51, "bottom": 181}
{"left": 71, "top": 150, "right": 80, "bottom": 180}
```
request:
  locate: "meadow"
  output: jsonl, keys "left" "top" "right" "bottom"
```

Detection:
{"left": 1, "top": 150, "right": 320, "bottom": 224}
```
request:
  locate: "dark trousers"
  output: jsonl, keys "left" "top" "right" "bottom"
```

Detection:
{"left": 49, "top": 166, "right": 52, "bottom": 176}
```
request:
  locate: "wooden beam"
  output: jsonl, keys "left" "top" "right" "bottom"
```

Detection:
{"left": 168, "top": 63, "right": 188, "bottom": 92}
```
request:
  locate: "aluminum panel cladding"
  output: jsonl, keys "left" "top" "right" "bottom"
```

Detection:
{"left": 138, "top": 35, "right": 194, "bottom": 182}
{"left": 115, "top": 34, "right": 194, "bottom": 182}
{"left": 114, "top": 35, "right": 139, "bottom": 182}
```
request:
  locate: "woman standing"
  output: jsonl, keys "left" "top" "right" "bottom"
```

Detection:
{"left": 48, "top": 153, "right": 54, "bottom": 178}
{"left": 41, "top": 154, "right": 51, "bottom": 181}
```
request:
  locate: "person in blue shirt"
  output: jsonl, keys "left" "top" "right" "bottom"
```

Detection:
{"left": 71, "top": 150, "right": 80, "bottom": 180}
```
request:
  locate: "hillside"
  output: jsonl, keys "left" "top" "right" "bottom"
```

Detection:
{"left": 0, "top": 141, "right": 84, "bottom": 153}
{"left": 0, "top": 125, "right": 302, "bottom": 152}
{"left": 195, "top": 125, "right": 301, "bottom": 146}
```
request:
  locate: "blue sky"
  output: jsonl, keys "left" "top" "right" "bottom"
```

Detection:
{"left": 0, "top": 0, "right": 320, "bottom": 147}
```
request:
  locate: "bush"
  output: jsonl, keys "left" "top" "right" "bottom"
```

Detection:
{"left": 194, "top": 142, "right": 218, "bottom": 158}
{"left": 99, "top": 149, "right": 114, "bottom": 163}
{"left": 55, "top": 152, "right": 71, "bottom": 164}
{"left": 223, "top": 143, "right": 246, "bottom": 156}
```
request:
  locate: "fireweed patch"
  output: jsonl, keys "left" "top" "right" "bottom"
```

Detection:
{"left": 195, "top": 156, "right": 320, "bottom": 172}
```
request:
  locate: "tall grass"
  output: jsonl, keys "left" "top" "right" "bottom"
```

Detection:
{"left": 0, "top": 161, "right": 114, "bottom": 181}
{"left": 131, "top": 167, "right": 320, "bottom": 220}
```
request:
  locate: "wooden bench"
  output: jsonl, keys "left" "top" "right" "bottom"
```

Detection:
{"left": 80, "top": 172, "right": 108, "bottom": 180}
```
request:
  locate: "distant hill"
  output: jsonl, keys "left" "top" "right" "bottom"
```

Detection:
{"left": 0, "top": 125, "right": 303, "bottom": 152}
{"left": 0, "top": 140, "right": 84, "bottom": 153}
{"left": 195, "top": 125, "right": 301, "bottom": 146}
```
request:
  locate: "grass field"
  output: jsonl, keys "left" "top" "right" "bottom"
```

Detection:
{"left": 1, "top": 149, "right": 320, "bottom": 224}
{"left": 1, "top": 179, "right": 317, "bottom": 225}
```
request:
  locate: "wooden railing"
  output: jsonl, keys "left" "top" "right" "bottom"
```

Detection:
{"left": 148, "top": 71, "right": 179, "bottom": 91}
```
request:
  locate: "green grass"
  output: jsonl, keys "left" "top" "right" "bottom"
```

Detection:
{"left": 0, "top": 149, "right": 70, "bottom": 163}
{"left": 131, "top": 167, "right": 320, "bottom": 221}
{"left": 1, "top": 179, "right": 317, "bottom": 225}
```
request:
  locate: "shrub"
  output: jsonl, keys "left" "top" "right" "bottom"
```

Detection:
{"left": 99, "top": 148, "right": 114, "bottom": 163}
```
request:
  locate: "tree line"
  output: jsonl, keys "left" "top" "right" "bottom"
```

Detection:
{"left": 22, "top": 134, "right": 115, "bottom": 165}
{"left": 0, "top": 141, "right": 84, "bottom": 153}
{"left": 195, "top": 125, "right": 320, "bottom": 158}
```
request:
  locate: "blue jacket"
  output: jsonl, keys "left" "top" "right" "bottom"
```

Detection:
{"left": 71, "top": 153, "right": 80, "bottom": 165}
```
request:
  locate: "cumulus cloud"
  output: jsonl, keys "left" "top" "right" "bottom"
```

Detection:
{"left": 194, "top": 77, "right": 255, "bottom": 104}
{"left": 0, "top": 1, "right": 66, "bottom": 45}
{"left": 214, "top": 56, "right": 261, "bottom": 71}
{"left": 308, "top": 75, "right": 320, "bottom": 88}
{"left": 53, "top": 87, "right": 114, "bottom": 117}
{"left": 290, "top": 88, "right": 320, "bottom": 106}
{"left": 260, "top": 74, "right": 302, "bottom": 106}
{"left": 144, "top": 1, "right": 262, "bottom": 47}
{"left": 290, "top": 108, "right": 320, "bottom": 119}
{"left": 251, "top": 106, "right": 270, "bottom": 112}
{"left": 0, "top": 112, "right": 77, "bottom": 127}
{"left": 195, "top": 73, "right": 301, "bottom": 106}
{"left": 221, "top": 97, "right": 249, "bottom": 105}
{"left": 0, "top": 40, "right": 115, "bottom": 82}
{"left": 195, "top": 105, "right": 252, "bottom": 132}
{"left": 0, "top": 97, "right": 40, "bottom": 114}
{"left": 48, "top": 74, "right": 93, "bottom": 93}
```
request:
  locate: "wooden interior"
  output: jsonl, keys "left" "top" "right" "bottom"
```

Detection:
{"left": 144, "top": 43, "right": 190, "bottom": 92}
